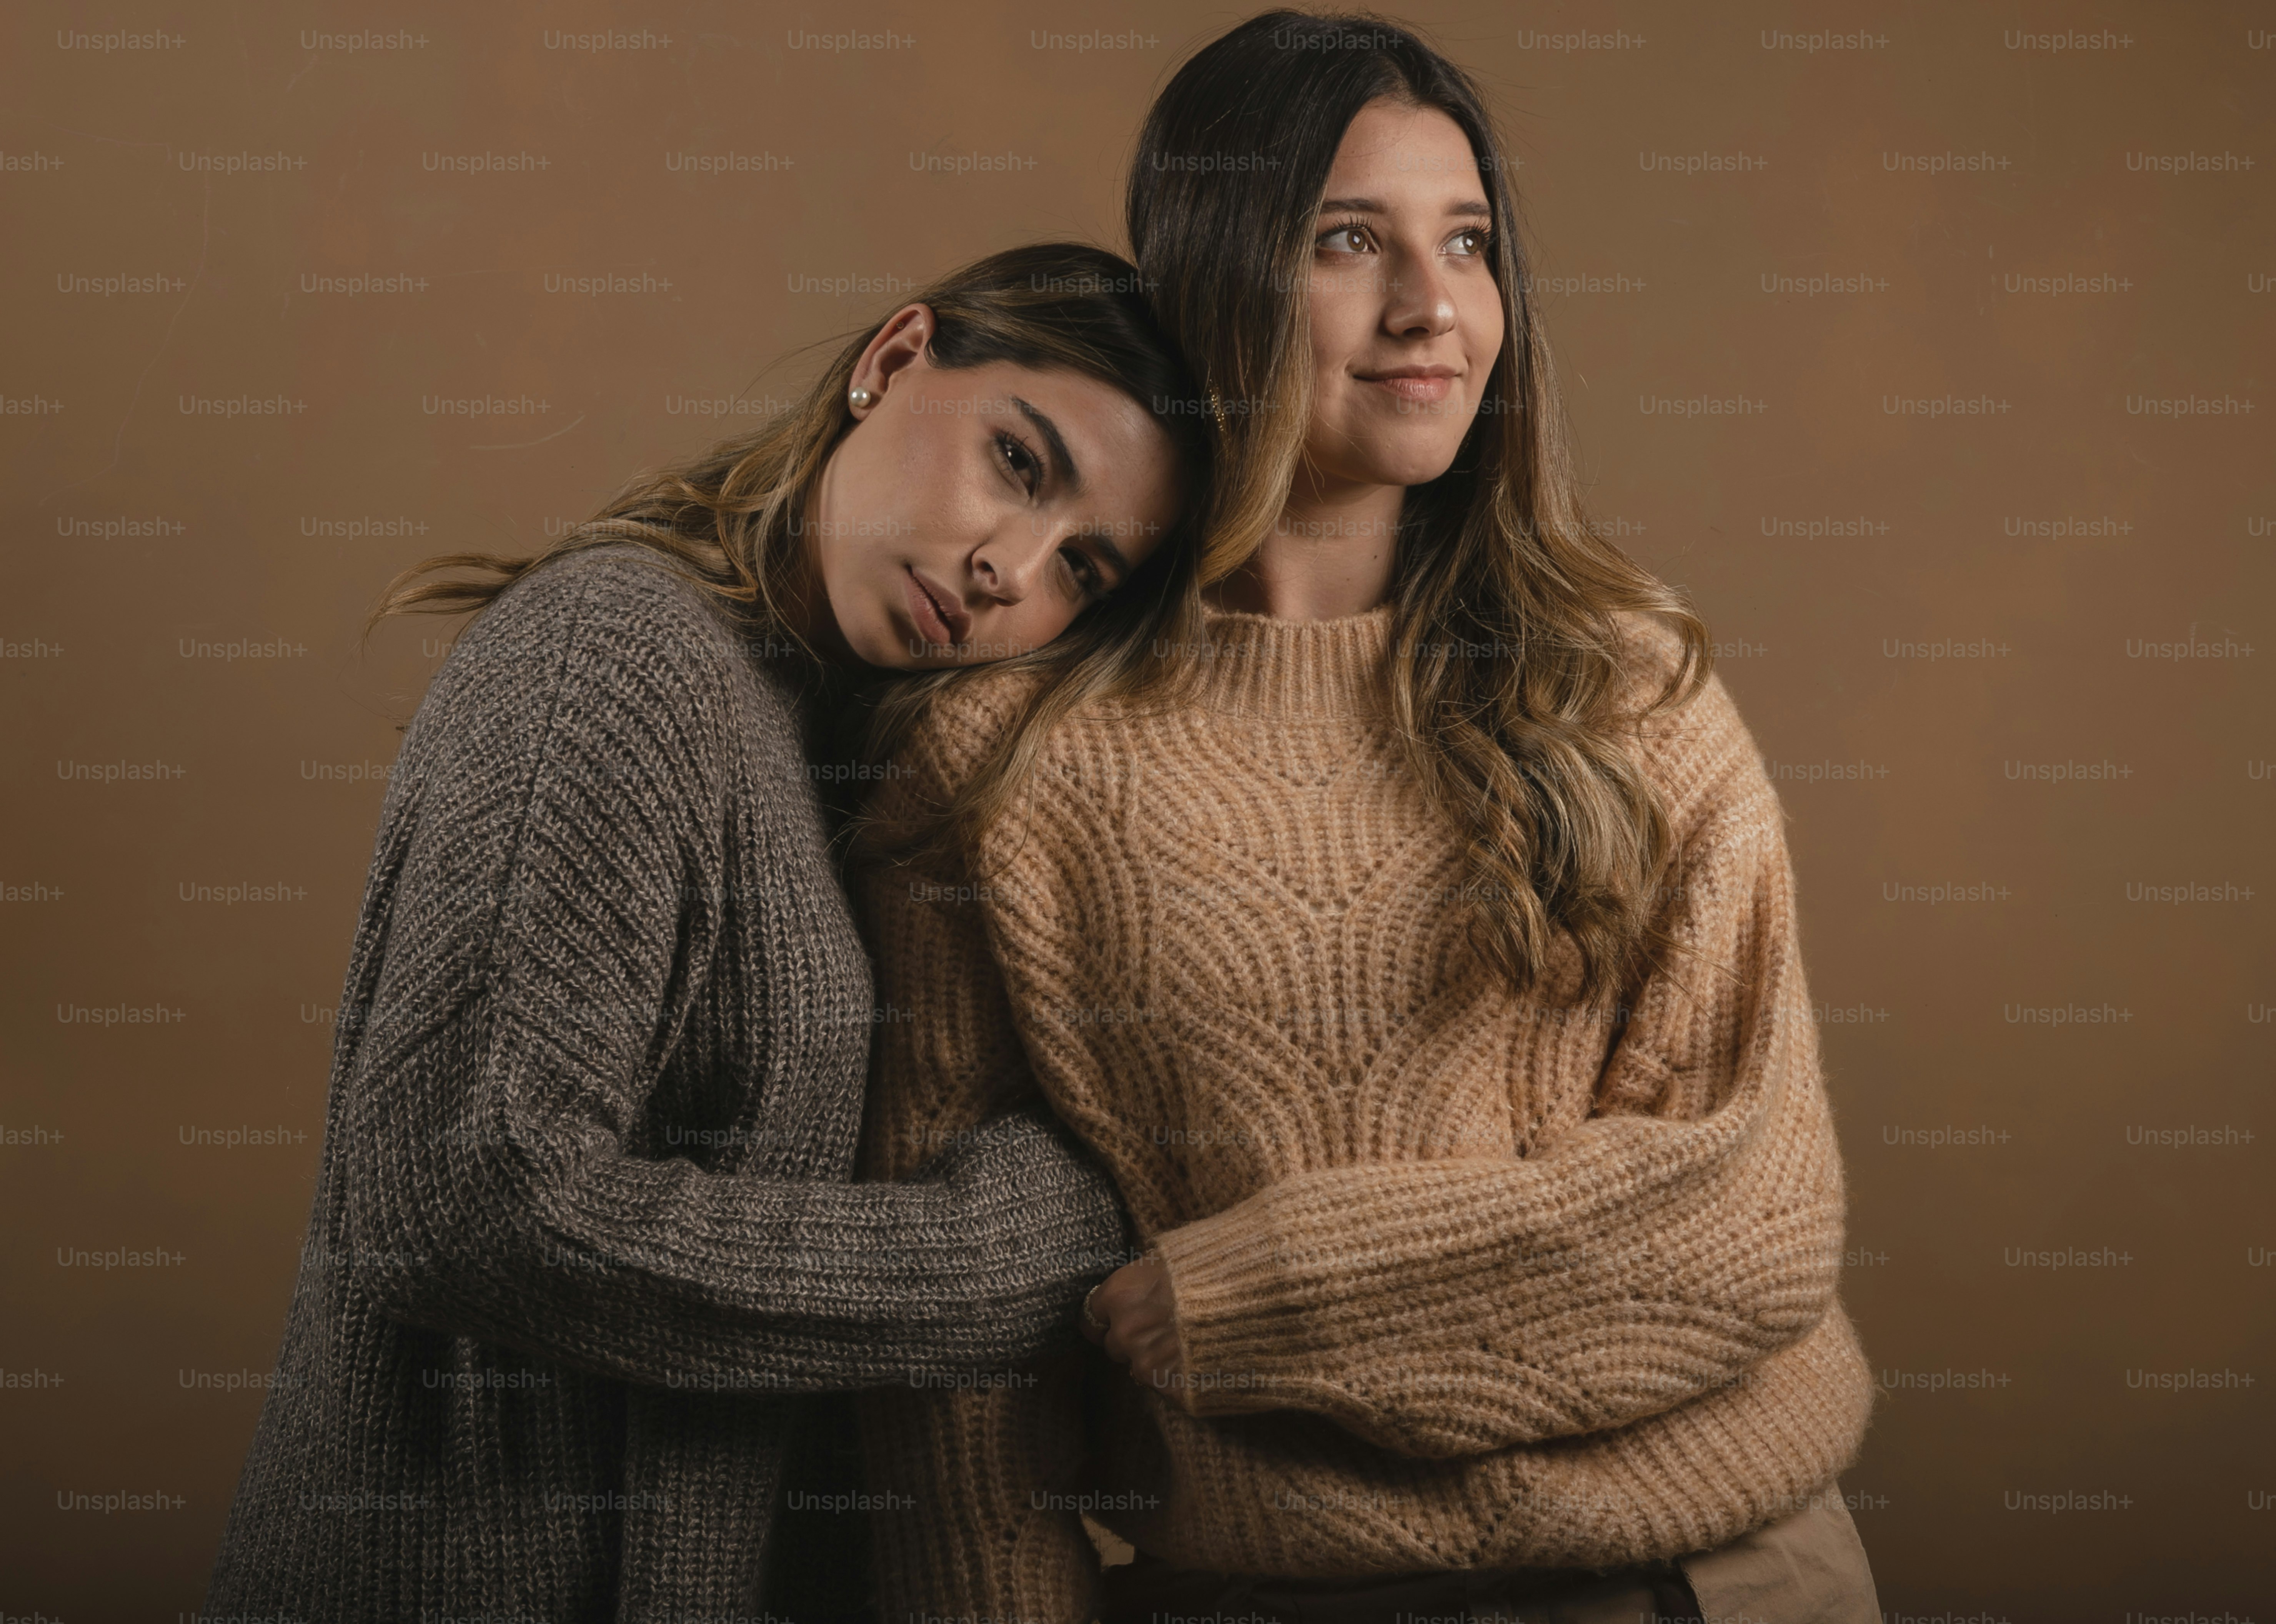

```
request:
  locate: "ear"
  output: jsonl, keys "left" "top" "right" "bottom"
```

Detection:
{"left": 846, "top": 303, "right": 937, "bottom": 419}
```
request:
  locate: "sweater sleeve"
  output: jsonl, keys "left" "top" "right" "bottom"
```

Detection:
{"left": 336, "top": 552, "right": 1129, "bottom": 1391}
{"left": 851, "top": 678, "right": 1107, "bottom": 1624}
{"left": 1145, "top": 683, "right": 1854, "bottom": 1459}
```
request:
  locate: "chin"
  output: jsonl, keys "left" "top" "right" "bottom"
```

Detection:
{"left": 1360, "top": 443, "right": 1468, "bottom": 488}
{"left": 1330, "top": 414, "right": 1469, "bottom": 488}
{"left": 844, "top": 613, "right": 916, "bottom": 670}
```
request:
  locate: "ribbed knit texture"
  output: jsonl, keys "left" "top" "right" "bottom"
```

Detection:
{"left": 854, "top": 603, "right": 1876, "bottom": 1622}
{"left": 205, "top": 547, "right": 1132, "bottom": 1622}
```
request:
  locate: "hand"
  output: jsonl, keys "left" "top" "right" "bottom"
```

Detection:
{"left": 1080, "top": 1257, "right": 1185, "bottom": 1391}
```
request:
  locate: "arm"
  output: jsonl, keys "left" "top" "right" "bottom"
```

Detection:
{"left": 853, "top": 690, "right": 1107, "bottom": 1624}
{"left": 1144, "top": 689, "right": 1853, "bottom": 1458}
{"left": 336, "top": 554, "right": 1127, "bottom": 1391}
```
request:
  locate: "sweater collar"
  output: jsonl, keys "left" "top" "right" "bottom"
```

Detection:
{"left": 1186, "top": 602, "right": 1395, "bottom": 719}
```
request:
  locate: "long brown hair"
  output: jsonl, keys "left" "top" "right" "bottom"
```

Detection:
{"left": 1126, "top": 10, "right": 1713, "bottom": 1000}
{"left": 372, "top": 241, "right": 1211, "bottom": 688}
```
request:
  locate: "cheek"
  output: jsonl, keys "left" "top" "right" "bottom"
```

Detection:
{"left": 821, "top": 426, "right": 899, "bottom": 551}
{"left": 1307, "top": 286, "right": 1369, "bottom": 386}
{"left": 848, "top": 411, "right": 963, "bottom": 528}
{"left": 897, "top": 421, "right": 1004, "bottom": 543}
{"left": 972, "top": 599, "right": 1070, "bottom": 665}
{"left": 1464, "top": 288, "right": 1507, "bottom": 378}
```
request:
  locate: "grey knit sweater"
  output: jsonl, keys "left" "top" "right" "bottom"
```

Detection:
{"left": 205, "top": 546, "right": 1132, "bottom": 1620}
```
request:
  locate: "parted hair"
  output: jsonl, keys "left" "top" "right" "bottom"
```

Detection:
{"left": 1124, "top": 9, "right": 1715, "bottom": 999}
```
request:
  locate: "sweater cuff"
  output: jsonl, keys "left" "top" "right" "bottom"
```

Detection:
{"left": 1148, "top": 1185, "right": 1302, "bottom": 1419}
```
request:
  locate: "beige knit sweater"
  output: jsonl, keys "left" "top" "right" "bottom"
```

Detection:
{"left": 853, "top": 604, "right": 1875, "bottom": 1621}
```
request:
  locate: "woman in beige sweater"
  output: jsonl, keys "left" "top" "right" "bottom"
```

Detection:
{"left": 852, "top": 14, "right": 1879, "bottom": 1623}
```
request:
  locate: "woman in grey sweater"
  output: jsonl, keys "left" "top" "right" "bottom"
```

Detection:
{"left": 204, "top": 243, "right": 1209, "bottom": 1621}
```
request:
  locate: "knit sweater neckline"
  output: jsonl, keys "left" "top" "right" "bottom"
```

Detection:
{"left": 1191, "top": 601, "right": 1395, "bottom": 719}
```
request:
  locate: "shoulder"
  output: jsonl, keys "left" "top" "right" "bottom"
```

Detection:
{"left": 1606, "top": 611, "right": 1775, "bottom": 842}
{"left": 888, "top": 661, "right": 1054, "bottom": 803}
{"left": 411, "top": 545, "right": 769, "bottom": 809}
{"left": 457, "top": 543, "right": 745, "bottom": 686}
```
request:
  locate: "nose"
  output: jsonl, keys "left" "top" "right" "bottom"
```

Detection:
{"left": 970, "top": 522, "right": 1063, "bottom": 606}
{"left": 1382, "top": 250, "right": 1457, "bottom": 340}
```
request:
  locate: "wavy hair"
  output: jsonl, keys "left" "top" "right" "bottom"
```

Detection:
{"left": 1127, "top": 10, "right": 1713, "bottom": 999}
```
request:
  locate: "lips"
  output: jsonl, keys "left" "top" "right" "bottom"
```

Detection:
{"left": 902, "top": 565, "right": 970, "bottom": 648}
{"left": 1356, "top": 366, "right": 1460, "bottom": 404}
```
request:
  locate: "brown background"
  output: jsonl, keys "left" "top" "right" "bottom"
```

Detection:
{"left": 3, "top": 0, "right": 2269, "bottom": 1615}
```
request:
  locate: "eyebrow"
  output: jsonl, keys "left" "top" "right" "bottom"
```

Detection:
{"left": 1319, "top": 195, "right": 1493, "bottom": 219}
{"left": 1012, "top": 396, "right": 1082, "bottom": 496}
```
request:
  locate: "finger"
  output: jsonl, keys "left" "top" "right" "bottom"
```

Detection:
{"left": 1079, "top": 1279, "right": 1119, "bottom": 1345}
{"left": 1121, "top": 1326, "right": 1178, "bottom": 1387}
{"left": 1140, "top": 1331, "right": 1183, "bottom": 1381}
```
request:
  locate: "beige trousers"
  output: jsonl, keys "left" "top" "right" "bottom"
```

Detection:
{"left": 1674, "top": 1486, "right": 1882, "bottom": 1624}
{"left": 1397, "top": 1489, "right": 1881, "bottom": 1623}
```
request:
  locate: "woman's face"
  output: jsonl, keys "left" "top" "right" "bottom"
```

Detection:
{"left": 806, "top": 307, "right": 1181, "bottom": 670}
{"left": 1302, "top": 98, "right": 1507, "bottom": 493}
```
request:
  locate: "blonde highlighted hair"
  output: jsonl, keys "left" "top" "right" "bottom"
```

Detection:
{"left": 880, "top": 16, "right": 1716, "bottom": 1004}
{"left": 1105, "top": 10, "right": 1715, "bottom": 1001}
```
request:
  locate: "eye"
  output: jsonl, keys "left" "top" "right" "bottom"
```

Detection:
{"left": 1316, "top": 219, "right": 1374, "bottom": 255}
{"left": 994, "top": 430, "right": 1041, "bottom": 496}
{"left": 1448, "top": 226, "right": 1493, "bottom": 257}
{"left": 1059, "top": 543, "right": 1108, "bottom": 603}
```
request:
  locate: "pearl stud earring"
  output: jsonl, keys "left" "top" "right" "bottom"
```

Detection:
{"left": 847, "top": 386, "right": 876, "bottom": 410}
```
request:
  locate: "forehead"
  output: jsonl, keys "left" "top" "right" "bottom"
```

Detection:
{"left": 1325, "top": 100, "right": 1486, "bottom": 197}
{"left": 953, "top": 358, "right": 1165, "bottom": 447}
